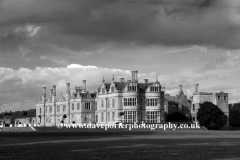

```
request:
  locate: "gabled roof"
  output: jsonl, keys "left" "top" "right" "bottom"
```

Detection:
{"left": 114, "top": 81, "right": 131, "bottom": 90}
{"left": 103, "top": 83, "right": 111, "bottom": 91}
{"left": 38, "top": 97, "right": 42, "bottom": 103}
{"left": 37, "top": 97, "right": 48, "bottom": 103}
{"left": 58, "top": 94, "right": 66, "bottom": 102}
{"left": 47, "top": 95, "right": 52, "bottom": 103}
{"left": 138, "top": 82, "right": 155, "bottom": 89}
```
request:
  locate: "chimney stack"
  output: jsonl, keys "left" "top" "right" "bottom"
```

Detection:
{"left": 194, "top": 84, "right": 199, "bottom": 93}
{"left": 179, "top": 85, "right": 182, "bottom": 93}
{"left": 53, "top": 85, "right": 56, "bottom": 96}
{"left": 42, "top": 87, "right": 46, "bottom": 97}
{"left": 135, "top": 70, "right": 138, "bottom": 82}
{"left": 144, "top": 78, "right": 148, "bottom": 83}
{"left": 82, "top": 80, "right": 86, "bottom": 92}
{"left": 66, "top": 83, "right": 70, "bottom": 94}
{"left": 131, "top": 71, "right": 135, "bottom": 82}
{"left": 120, "top": 77, "right": 124, "bottom": 82}
{"left": 131, "top": 70, "right": 138, "bottom": 82}
{"left": 50, "top": 89, "right": 53, "bottom": 97}
{"left": 162, "top": 87, "right": 165, "bottom": 92}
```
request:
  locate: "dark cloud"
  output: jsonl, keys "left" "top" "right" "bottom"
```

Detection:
{"left": 200, "top": 0, "right": 215, "bottom": 7}
{"left": 0, "top": 0, "right": 240, "bottom": 56}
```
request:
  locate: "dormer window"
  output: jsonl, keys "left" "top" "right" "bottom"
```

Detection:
{"left": 111, "top": 87, "right": 114, "bottom": 93}
{"left": 102, "top": 88, "right": 105, "bottom": 94}
{"left": 128, "top": 86, "right": 137, "bottom": 91}
{"left": 150, "top": 87, "right": 159, "bottom": 92}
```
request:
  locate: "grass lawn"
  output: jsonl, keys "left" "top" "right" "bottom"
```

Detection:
{"left": 1, "top": 128, "right": 240, "bottom": 159}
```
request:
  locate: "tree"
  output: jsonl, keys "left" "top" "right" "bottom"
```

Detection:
{"left": 197, "top": 102, "right": 227, "bottom": 130}
{"left": 229, "top": 105, "right": 240, "bottom": 127}
{"left": 23, "top": 111, "right": 28, "bottom": 116}
{"left": 166, "top": 112, "right": 189, "bottom": 122}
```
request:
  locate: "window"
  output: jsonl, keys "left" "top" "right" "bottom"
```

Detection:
{"left": 224, "top": 96, "right": 227, "bottom": 100}
{"left": 150, "top": 87, "right": 159, "bottom": 92}
{"left": 124, "top": 111, "right": 137, "bottom": 123}
{"left": 57, "top": 106, "right": 60, "bottom": 112}
{"left": 123, "top": 98, "right": 137, "bottom": 106}
{"left": 107, "top": 112, "right": 110, "bottom": 121}
{"left": 218, "top": 96, "right": 220, "bottom": 100}
{"left": 111, "top": 87, "right": 114, "bottom": 92}
{"left": 95, "top": 114, "right": 98, "bottom": 122}
{"left": 102, "top": 100, "right": 104, "bottom": 108}
{"left": 102, "top": 88, "right": 105, "bottom": 94}
{"left": 112, "top": 99, "right": 115, "bottom": 108}
{"left": 63, "top": 105, "right": 66, "bottom": 112}
{"left": 45, "top": 107, "right": 47, "bottom": 113}
{"left": 101, "top": 112, "right": 104, "bottom": 122}
{"left": 40, "top": 108, "right": 41, "bottom": 114}
{"left": 192, "top": 104, "right": 195, "bottom": 111}
{"left": 112, "top": 112, "right": 115, "bottom": 121}
{"left": 77, "top": 103, "right": 80, "bottom": 110}
{"left": 193, "top": 117, "right": 196, "bottom": 121}
{"left": 128, "top": 86, "right": 137, "bottom": 91}
{"left": 85, "top": 103, "right": 91, "bottom": 110}
{"left": 72, "top": 103, "right": 74, "bottom": 110}
{"left": 147, "top": 111, "right": 159, "bottom": 123}
{"left": 146, "top": 98, "right": 158, "bottom": 106}
{"left": 107, "top": 99, "right": 110, "bottom": 108}
{"left": 49, "top": 106, "right": 52, "bottom": 113}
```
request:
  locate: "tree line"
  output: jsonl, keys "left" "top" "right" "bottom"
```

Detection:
{"left": 0, "top": 109, "right": 36, "bottom": 118}
{"left": 165, "top": 101, "right": 238, "bottom": 130}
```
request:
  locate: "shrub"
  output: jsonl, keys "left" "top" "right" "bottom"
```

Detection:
{"left": 229, "top": 108, "right": 240, "bottom": 127}
{"left": 166, "top": 112, "right": 189, "bottom": 122}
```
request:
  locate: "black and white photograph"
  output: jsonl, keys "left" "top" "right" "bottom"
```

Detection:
{"left": 1, "top": 0, "right": 240, "bottom": 159}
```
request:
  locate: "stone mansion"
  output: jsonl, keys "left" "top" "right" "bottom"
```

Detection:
{"left": 36, "top": 70, "right": 229, "bottom": 126}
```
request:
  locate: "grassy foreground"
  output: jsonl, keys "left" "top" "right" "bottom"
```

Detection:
{"left": 1, "top": 128, "right": 240, "bottom": 159}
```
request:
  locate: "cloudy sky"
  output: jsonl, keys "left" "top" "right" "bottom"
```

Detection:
{"left": 1, "top": 0, "right": 240, "bottom": 111}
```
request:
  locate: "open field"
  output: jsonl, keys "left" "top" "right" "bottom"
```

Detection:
{"left": 1, "top": 129, "right": 240, "bottom": 160}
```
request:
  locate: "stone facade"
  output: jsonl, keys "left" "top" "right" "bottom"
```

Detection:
{"left": 164, "top": 85, "right": 191, "bottom": 118}
{"left": 96, "top": 71, "right": 165, "bottom": 124}
{"left": 35, "top": 72, "right": 229, "bottom": 126}
{"left": 36, "top": 81, "right": 96, "bottom": 126}
{"left": 191, "top": 84, "right": 229, "bottom": 127}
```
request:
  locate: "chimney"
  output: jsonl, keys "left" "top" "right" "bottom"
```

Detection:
{"left": 144, "top": 78, "right": 148, "bottom": 83}
{"left": 42, "top": 87, "right": 46, "bottom": 97}
{"left": 53, "top": 85, "right": 56, "bottom": 96}
{"left": 50, "top": 89, "right": 53, "bottom": 97}
{"left": 162, "top": 87, "right": 165, "bottom": 92}
{"left": 82, "top": 80, "right": 86, "bottom": 91}
{"left": 135, "top": 70, "right": 138, "bottom": 82}
{"left": 66, "top": 83, "right": 70, "bottom": 94}
{"left": 179, "top": 85, "right": 182, "bottom": 93}
{"left": 194, "top": 84, "right": 199, "bottom": 93}
{"left": 131, "top": 71, "right": 135, "bottom": 82}
{"left": 120, "top": 77, "right": 124, "bottom": 82}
